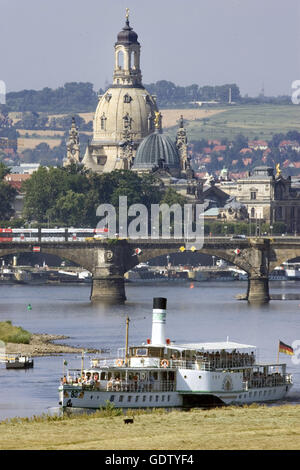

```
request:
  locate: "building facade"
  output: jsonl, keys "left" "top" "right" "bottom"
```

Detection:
{"left": 218, "top": 166, "right": 300, "bottom": 232}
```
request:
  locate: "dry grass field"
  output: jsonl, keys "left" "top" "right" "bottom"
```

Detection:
{"left": 48, "top": 112, "right": 94, "bottom": 123}
{"left": 17, "top": 137, "right": 62, "bottom": 150}
{"left": 1, "top": 404, "right": 300, "bottom": 450}
{"left": 11, "top": 104, "right": 300, "bottom": 152}
{"left": 47, "top": 109, "right": 225, "bottom": 129}
{"left": 17, "top": 129, "right": 65, "bottom": 137}
{"left": 166, "top": 104, "right": 300, "bottom": 141}
{"left": 159, "top": 108, "right": 226, "bottom": 128}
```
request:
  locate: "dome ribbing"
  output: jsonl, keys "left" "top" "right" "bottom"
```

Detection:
{"left": 133, "top": 131, "right": 181, "bottom": 173}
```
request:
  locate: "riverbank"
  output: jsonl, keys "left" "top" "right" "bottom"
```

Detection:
{"left": 4, "top": 333, "right": 98, "bottom": 357}
{"left": 1, "top": 404, "right": 300, "bottom": 450}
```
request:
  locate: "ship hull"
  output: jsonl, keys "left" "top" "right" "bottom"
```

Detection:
{"left": 59, "top": 383, "right": 292, "bottom": 411}
{"left": 6, "top": 360, "right": 34, "bottom": 369}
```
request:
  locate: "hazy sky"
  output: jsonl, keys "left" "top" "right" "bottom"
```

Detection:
{"left": 1, "top": 0, "right": 299, "bottom": 96}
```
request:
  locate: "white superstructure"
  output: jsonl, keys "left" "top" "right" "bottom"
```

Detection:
{"left": 58, "top": 298, "right": 293, "bottom": 410}
{"left": 283, "top": 262, "right": 300, "bottom": 280}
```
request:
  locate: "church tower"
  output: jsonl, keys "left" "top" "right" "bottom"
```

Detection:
{"left": 64, "top": 117, "right": 80, "bottom": 167}
{"left": 176, "top": 115, "right": 188, "bottom": 172}
{"left": 82, "top": 10, "right": 158, "bottom": 173}
{"left": 113, "top": 8, "right": 142, "bottom": 87}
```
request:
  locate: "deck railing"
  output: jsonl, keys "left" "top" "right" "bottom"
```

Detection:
{"left": 88, "top": 356, "right": 257, "bottom": 371}
{"left": 244, "top": 374, "right": 292, "bottom": 390}
{"left": 63, "top": 380, "right": 175, "bottom": 393}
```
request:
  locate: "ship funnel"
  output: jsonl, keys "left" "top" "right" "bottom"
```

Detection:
{"left": 151, "top": 297, "right": 167, "bottom": 345}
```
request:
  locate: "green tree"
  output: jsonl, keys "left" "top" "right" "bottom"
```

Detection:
{"left": 160, "top": 187, "right": 186, "bottom": 206}
{"left": 0, "top": 163, "right": 16, "bottom": 219}
{"left": 46, "top": 190, "right": 86, "bottom": 226}
{"left": 22, "top": 166, "right": 71, "bottom": 222}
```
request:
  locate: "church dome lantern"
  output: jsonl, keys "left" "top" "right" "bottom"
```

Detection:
{"left": 117, "top": 17, "right": 139, "bottom": 45}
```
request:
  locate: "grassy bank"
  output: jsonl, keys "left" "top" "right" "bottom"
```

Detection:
{"left": 165, "top": 104, "right": 300, "bottom": 141}
{"left": 1, "top": 404, "right": 300, "bottom": 450}
{"left": 0, "top": 321, "right": 32, "bottom": 344}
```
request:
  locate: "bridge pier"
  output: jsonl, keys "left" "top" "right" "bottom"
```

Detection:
{"left": 247, "top": 276, "right": 270, "bottom": 304}
{"left": 244, "top": 238, "right": 271, "bottom": 304}
{"left": 90, "top": 275, "right": 126, "bottom": 303}
{"left": 89, "top": 243, "right": 130, "bottom": 304}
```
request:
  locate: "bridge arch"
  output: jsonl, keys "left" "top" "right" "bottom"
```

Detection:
{"left": 269, "top": 248, "right": 300, "bottom": 272}
{"left": 127, "top": 247, "right": 253, "bottom": 275}
{"left": 0, "top": 245, "right": 96, "bottom": 273}
{"left": 0, "top": 249, "right": 80, "bottom": 267}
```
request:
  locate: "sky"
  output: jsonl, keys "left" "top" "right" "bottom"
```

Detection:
{"left": 0, "top": 0, "right": 299, "bottom": 97}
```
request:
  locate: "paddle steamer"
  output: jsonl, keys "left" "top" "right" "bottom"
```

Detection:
{"left": 59, "top": 298, "right": 292, "bottom": 410}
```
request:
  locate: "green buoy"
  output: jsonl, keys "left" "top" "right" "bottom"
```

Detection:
{"left": 27, "top": 304, "right": 32, "bottom": 311}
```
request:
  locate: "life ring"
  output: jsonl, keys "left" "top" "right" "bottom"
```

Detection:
{"left": 161, "top": 359, "right": 169, "bottom": 368}
{"left": 115, "top": 358, "right": 124, "bottom": 367}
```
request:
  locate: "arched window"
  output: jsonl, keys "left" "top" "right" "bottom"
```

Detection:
{"left": 117, "top": 50, "right": 124, "bottom": 69}
{"left": 148, "top": 113, "right": 153, "bottom": 131}
{"left": 100, "top": 113, "right": 107, "bottom": 131}
{"left": 275, "top": 183, "right": 284, "bottom": 200}
{"left": 123, "top": 113, "right": 132, "bottom": 130}
{"left": 124, "top": 93, "right": 132, "bottom": 104}
{"left": 276, "top": 207, "right": 283, "bottom": 220}
{"left": 130, "top": 51, "right": 135, "bottom": 70}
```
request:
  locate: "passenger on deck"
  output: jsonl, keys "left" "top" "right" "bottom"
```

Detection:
{"left": 115, "top": 377, "right": 121, "bottom": 391}
{"left": 85, "top": 372, "right": 92, "bottom": 384}
{"left": 149, "top": 374, "right": 155, "bottom": 391}
{"left": 107, "top": 378, "right": 113, "bottom": 391}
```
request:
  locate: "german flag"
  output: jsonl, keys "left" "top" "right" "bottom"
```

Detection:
{"left": 279, "top": 340, "right": 294, "bottom": 356}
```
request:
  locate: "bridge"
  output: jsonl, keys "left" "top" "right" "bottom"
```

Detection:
{"left": 0, "top": 236, "right": 299, "bottom": 305}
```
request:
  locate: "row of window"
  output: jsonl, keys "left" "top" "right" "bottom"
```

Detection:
{"left": 239, "top": 389, "right": 277, "bottom": 400}
{"left": 110, "top": 394, "right": 172, "bottom": 403}
{"left": 249, "top": 206, "right": 298, "bottom": 220}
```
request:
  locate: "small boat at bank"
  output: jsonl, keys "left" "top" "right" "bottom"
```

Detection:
{"left": 5, "top": 355, "right": 34, "bottom": 369}
{"left": 58, "top": 298, "right": 293, "bottom": 411}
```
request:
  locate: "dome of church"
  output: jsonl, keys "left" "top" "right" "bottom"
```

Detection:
{"left": 117, "top": 19, "right": 139, "bottom": 45}
{"left": 133, "top": 130, "right": 181, "bottom": 175}
{"left": 93, "top": 87, "right": 158, "bottom": 143}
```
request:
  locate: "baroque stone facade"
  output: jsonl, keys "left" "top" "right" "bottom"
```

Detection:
{"left": 218, "top": 166, "right": 300, "bottom": 232}
{"left": 63, "top": 117, "right": 80, "bottom": 167}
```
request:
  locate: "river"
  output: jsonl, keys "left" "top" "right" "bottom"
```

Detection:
{"left": 0, "top": 280, "right": 300, "bottom": 420}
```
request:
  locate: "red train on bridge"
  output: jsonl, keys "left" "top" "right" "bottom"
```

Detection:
{"left": 0, "top": 228, "right": 108, "bottom": 243}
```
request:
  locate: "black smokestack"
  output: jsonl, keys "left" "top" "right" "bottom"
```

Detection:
{"left": 153, "top": 298, "right": 167, "bottom": 310}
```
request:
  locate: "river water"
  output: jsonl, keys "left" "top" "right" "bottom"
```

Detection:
{"left": 0, "top": 280, "right": 300, "bottom": 421}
